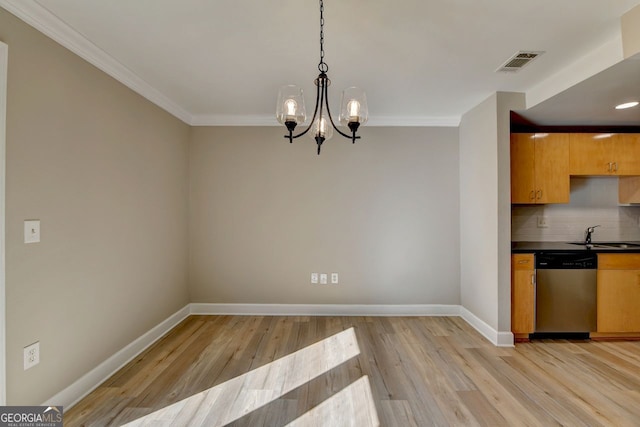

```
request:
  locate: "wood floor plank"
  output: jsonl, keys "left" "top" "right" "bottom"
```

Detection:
{"left": 432, "top": 335, "right": 550, "bottom": 426}
{"left": 516, "top": 341, "right": 637, "bottom": 425}
{"left": 64, "top": 316, "right": 640, "bottom": 427}
{"left": 499, "top": 352, "right": 605, "bottom": 426}
{"left": 456, "top": 390, "right": 505, "bottom": 427}
{"left": 466, "top": 348, "right": 562, "bottom": 426}
{"left": 583, "top": 342, "right": 640, "bottom": 379}
{"left": 389, "top": 324, "right": 476, "bottom": 426}
{"left": 144, "top": 316, "right": 263, "bottom": 408}
{"left": 285, "top": 376, "right": 379, "bottom": 427}
{"left": 379, "top": 400, "right": 419, "bottom": 427}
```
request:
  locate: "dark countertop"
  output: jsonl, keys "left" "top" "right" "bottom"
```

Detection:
{"left": 512, "top": 241, "right": 640, "bottom": 253}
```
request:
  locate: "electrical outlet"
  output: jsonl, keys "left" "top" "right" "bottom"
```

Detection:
{"left": 311, "top": 273, "right": 319, "bottom": 284}
{"left": 331, "top": 273, "right": 339, "bottom": 284}
{"left": 320, "top": 273, "right": 328, "bottom": 284}
{"left": 537, "top": 216, "right": 549, "bottom": 228}
{"left": 24, "top": 341, "right": 40, "bottom": 370}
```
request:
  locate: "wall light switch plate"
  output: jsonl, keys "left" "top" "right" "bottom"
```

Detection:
{"left": 311, "top": 273, "right": 319, "bottom": 284}
{"left": 24, "top": 220, "right": 41, "bottom": 243}
{"left": 320, "top": 273, "right": 328, "bottom": 284}
{"left": 331, "top": 273, "right": 339, "bottom": 284}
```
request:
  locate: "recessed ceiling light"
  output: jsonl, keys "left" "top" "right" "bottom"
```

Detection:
{"left": 615, "top": 101, "right": 639, "bottom": 110}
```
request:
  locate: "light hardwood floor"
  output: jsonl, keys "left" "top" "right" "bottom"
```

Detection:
{"left": 65, "top": 315, "right": 640, "bottom": 426}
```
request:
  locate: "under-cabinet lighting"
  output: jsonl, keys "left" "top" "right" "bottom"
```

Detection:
{"left": 593, "top": 133, "right": 614, "bottom": 139}
{"left": 531, "top": 133, "right": 549, "bottom": 139}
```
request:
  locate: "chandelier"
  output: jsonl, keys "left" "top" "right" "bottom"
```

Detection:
{"left": 276, "top": 0, "right": 368, "bottom": 155}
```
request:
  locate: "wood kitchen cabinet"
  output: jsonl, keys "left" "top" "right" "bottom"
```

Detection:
{"left": 570, "top": 133, "right": 640, "bottom": 175}
{"left": 511, "top": 133, "right": 570, "bottom": 204}
{"left": 597, "top": 254, "right": 640, "bottom": 333}
{"left": 512, "top": 254, "right": 535, "bottom": 336}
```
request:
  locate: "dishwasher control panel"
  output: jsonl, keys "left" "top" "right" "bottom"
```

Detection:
{"left": 536, "top": 253, "right": 597, "bottom": 269}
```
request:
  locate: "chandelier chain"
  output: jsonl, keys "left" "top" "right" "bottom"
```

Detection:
{"left": 318, "top": 0, "right": 328, "bottom": 73}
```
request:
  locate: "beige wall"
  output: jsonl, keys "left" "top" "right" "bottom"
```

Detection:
{"left": 622, "top": 4, "right": 640, "bottom": 58}
{"left": 460, "top": 94, "right": 499, "bottom": 329}
{"left": 459, "top": 92, "right": 524, "bottom": 339}
{"left": 189, "top": 126, "right": 460, "bottom": 305}
{"left": 0, "top": 9, "right": 190, "bottom": 404}
{"left": 496, "top": 92, "right": 525, "bottom": 333}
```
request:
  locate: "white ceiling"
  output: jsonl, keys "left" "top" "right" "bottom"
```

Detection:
{"left": 516, "top": 54, "right": 640, "bottom": 126}
{"left": 2, "top": 0, "right": 640, "bottom": 126}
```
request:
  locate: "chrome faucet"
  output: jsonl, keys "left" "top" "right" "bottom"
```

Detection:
{"left": 585, "top": 225, "right": 600, "bottom": 244}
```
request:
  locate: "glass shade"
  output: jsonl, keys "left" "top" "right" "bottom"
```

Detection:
{"left": 276, "top": 85, "right": 306, "bottom": 125}
{"left": 310, "top": 114, "right": 333, "bottom": 141}
{"left": 339, "top": 87, "right": 368, "bottom": 126}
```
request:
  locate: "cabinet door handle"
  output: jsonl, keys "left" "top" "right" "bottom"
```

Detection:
{"left": 530, "top": 190, "right": 535, "bottom": 200}
{"left": 536, "top": 190, "right": 542, "bottom": 199}
{"left": 531, "top": 273, "right": 535, "bottom": 285}
{"left": 607, "top": 162, "right": 612, "bottom": 172}
{"left": 613, "top": 162, "right": 618, "bottom": 172}
{"left": 518, "top": 259, "right": 529, "bottom": 264}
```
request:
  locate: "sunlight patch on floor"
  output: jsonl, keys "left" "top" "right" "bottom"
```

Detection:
{"left": 285, "top": 375, "right": 379, "bottom": 427}
{"left": 122, "top": 326, "right": 378, "bottom": 426}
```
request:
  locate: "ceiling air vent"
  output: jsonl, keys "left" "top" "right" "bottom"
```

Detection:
{"left": 496, "top": 51, "right": 544, "bottom": 72}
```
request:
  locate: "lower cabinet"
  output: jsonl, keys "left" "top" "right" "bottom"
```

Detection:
{"left": 512, "top": 254, "right": 535, "bottom": 336}
{"left": 597, "top": 254, "right": 640, "bottom": 333}
{"left": 512, "top": 252, "right": 640, "bottom": 338}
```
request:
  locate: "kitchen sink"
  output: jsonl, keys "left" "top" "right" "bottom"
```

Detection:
{"left": 598, "top": 242, "right": 640, "bottom": 248}
{"left": 568, "top": 242, "right": 640, "bottom": 249}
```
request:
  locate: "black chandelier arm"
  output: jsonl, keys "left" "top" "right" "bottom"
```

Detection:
{"left": 283, "top": 73, "right": 324, "bottom": 141}
{"left": 321, "top": 81, "right": 359, "bottom": 141}
{"left": 282, "top": 69, "right": 363, "bottom": 144}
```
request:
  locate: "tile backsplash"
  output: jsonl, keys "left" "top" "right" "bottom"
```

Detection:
{"left": 512, "top": 177, "right": 640, "bottom": 242}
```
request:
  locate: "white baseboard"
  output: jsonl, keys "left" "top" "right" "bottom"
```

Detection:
{"left": 459, "top": 306, "right": 514, "bottom": 347}
{"left": 42, "top": 304, "right": 191, "bottom": 409}
{"left": 495, "top": 331, "right": 515, "bottom": 347}
{"left": 43, "top": 303, "right": 511, "bottom": 410}
{"left": 189, "top": 303, "right": 461, "bottom": 317}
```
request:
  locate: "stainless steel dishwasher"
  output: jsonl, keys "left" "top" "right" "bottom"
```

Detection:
{"left": 535, "top": 252, "right": 597, "bottom": 335}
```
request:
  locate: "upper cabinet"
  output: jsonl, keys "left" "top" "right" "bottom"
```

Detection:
{"left": 511, "top": 133, "right": 570, "bottom": 204}
{"left": 570, "top": 133, "right": 640, "bottom": 175}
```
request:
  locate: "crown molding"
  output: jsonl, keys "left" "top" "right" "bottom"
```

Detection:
{"left": 190, "top": 114, "right": 280, "bottom": 126}
{"left": 190, "top": 114, "right": 461, "bottom": 127}
{"left": 0, "top": 1, "right": 461, "bottom": 128}
{"left": 366, "top": 116, "right": 460, "bottom": 127}
{"left": 0, "top": 0, "right": 193, "bottom": 124}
